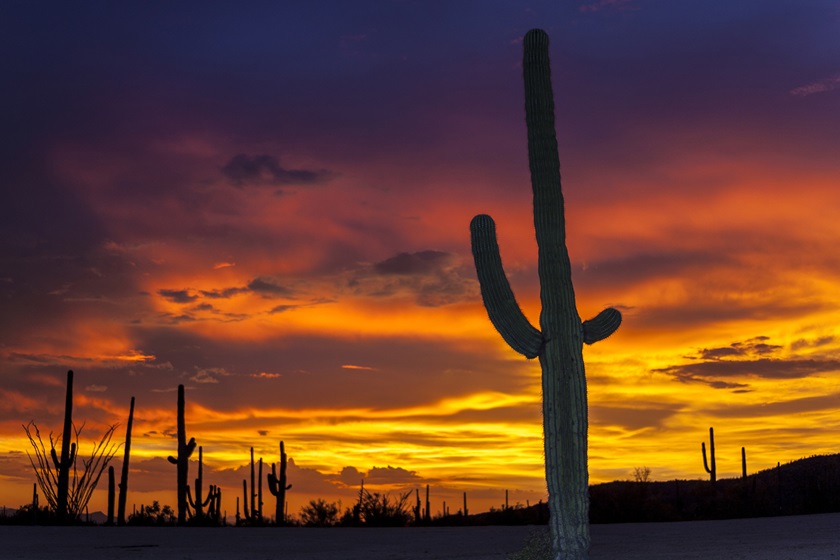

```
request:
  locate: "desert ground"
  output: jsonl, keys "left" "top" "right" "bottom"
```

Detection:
{"left": 2, "top": 513, "right": 839, "bottom": 559}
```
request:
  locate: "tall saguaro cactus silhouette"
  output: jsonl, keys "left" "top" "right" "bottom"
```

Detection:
{"left": 117, "top": 396, "right": 135, "bottom": 525}
{"left": 167, "top": 384, "right": 196, "bottom": 524}
{"left": 470, "top": 29, "right": 621, "bottom": 559}
{"left": 54, "top": 369, "right": 77, "bottom": 523}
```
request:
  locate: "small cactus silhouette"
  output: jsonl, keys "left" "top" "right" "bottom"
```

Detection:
{"left": 702, "top": 427, "right": 717, "bottom": 483}
{"left": 267, "top": 441, "right": 292, "bottom": 525}
{"left": 741, "top": 446, "right": 748, "bottom": 479}
{"left": 186, "top": 446, "right": 214, "bottom": 520}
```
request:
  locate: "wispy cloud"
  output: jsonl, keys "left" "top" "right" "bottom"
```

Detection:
{"left": 221, "top": 154, "right": 332, "bottom": 187}
{"left": 790, "top": 74, "right": 840, "bottom": 97}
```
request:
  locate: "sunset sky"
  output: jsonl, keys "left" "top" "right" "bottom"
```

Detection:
{"left": 2, "top": 1, "right": 840, "bottom": 518}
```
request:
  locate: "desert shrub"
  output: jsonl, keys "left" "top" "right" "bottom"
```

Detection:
{"left": 127, "top": 501, "right": 176, "bottom": 526}
{"left": 340, "top": 489, "right": 413, "bottom": 527}
{"left": 300, "top": 499, "right": 340, "bottom": 527}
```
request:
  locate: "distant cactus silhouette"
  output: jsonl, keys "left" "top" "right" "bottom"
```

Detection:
{"left": 207, "top": 485, "right": 222, "bottom": 524}
{"left": 31, "top": 483, "right": 39, "bottom": 524}
{"left": 469, "top": 29, "right": 621, "bottom": 559}
{"left": 167, "top": 384, "right": 197, "bottom": 524}
{"left": 117, "top": 396, "right": 134, "bottom": 525}
{"left": 242, "top": 447, "right": 264, "bottom": 523}
{"left": 414, "top": 488, "right": 422, "bottom": 523}
{"left": 424, "top": 483, "right": 431, "bottom": 523}
{"left": 267, "top": 440, "right": 292, "bottom": 525}
{"left": 107, "top": 465, "right": 115, "bottom": 525}
{"left": 741, "top": 446, "right": 747, "bottom": 479}
{"left": 187, "top": 446, "right": 214, "bottom": 521}
{"left": 702, "top": 427, "right": 717, "bottom": 483}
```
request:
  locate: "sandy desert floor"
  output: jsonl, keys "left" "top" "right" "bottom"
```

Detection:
{"left": 2, "top": 512, "right": 839, "bottom": 559}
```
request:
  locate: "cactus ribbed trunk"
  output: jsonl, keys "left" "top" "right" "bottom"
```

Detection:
{"left": 117, "top": 396, "right": 134, "bottom": 525}
{"left": 470, "top": 29, "right": 621, "bottom": 560}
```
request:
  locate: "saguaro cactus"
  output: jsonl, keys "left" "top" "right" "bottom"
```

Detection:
{"left": 107, "top": 465, "right": 115, "bottom": 525}
{"left": 187, "top": 446, "right": 214, "bottom": 521}
{"left": 469, "top": 29, "right": 621, "bottom": 559}
{"left": 414, "top": 488, "right": 422, "bottom": 524}
{"left": 267, "top": 440, "right": 292, "bottom": 525}
{"left": 53, "top": 369, "right": 77, "bottom": 524}
{"left": 702, "top": 427, "right": 716, "bottom": 483}
{"left": 167, "top": 384, "right": 196, "bottom": 524}
{"left": 741, "top": 446, "right": 748, "bottom": 478}
{"left": 117, "top": 396, "right": 135, "bottom": 525}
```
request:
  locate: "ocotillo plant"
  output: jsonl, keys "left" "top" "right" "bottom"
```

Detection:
{"left": 187, "top": 446, "right": 214, "bottom": 520}
{"left": 167, "top": 384, "right": 197, "bottom": 524}
{"left": 267, "top": 440, "right": 292, "bottom": 525}
{"left": 53, "top": 369, "right": 77, "bottom": 523}
{"left": 117, "top": 396, "right": 135, "bottom": 525}
{"left": 702, "top": 427, "right": 716, "bottom": 483}
{"left": 469, "top": 29, "right": 621, "bottom": 559}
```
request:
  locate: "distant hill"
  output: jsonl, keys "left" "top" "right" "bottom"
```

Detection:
{"left": 589, "top": 453, "right": 840, "bottom": 523}
{"left": 451, "top": 453, "right": 840, "bottom": 526}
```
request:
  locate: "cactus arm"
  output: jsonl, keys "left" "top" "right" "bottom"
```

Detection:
{"left": 582, "top": 308, "right": 622, "bottom": 344}
{"left": 470, "top": 214, "right": 543, "bottom": 359}
{"left": 167, "top": 456, "right": 177, "bottom": 465}
{"left": 186, "top": 484, "right": 196, "bottom": 509}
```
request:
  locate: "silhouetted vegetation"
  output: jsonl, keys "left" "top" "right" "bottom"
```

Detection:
{"left": 166, "top": 384, "right": 197, "bottom": 525}
{"left": 589, "top": 454, "right": 840, "bottom": 523}
{"left": 299, "top": 498, "right": 340, "bottom": 527}
{"left": 267, "top": 440, "right": 292, "bottom": 526}
{"left": 339, "top": 489, "right": 414, "bottom": 527}
{"left": 22, "top": 370, "right": 120, "bottom": 524}
{"left": 126, "top": 501, "right": 177, "bottom": 526}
